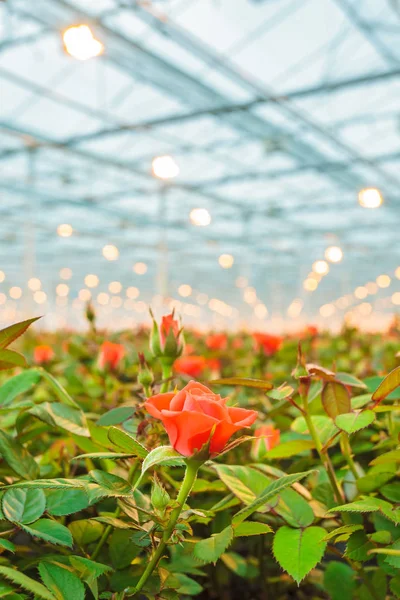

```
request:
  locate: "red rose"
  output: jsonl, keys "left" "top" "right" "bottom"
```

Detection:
{"left": 252, "top": 333, "right": 283, "bottom": 356}
{"left": 98, "top": 341, "right": 125, "bottom": 370}
{"left": 205, "top": 333, "right": 227, "bottom": 351}
{"left": 145, "top": 380, "right": 258, "bottom": 457}
{"left": 34, "top": 345, "right": 54, "bottom": 365}
{"left": 252, "top": 424, "right": 280, "bottom": 459}
{"left": 174, "top": 356, "right": 206, "bottom": 378}
{"left": 206, "top": 358, "right": 221, "bottom": 373}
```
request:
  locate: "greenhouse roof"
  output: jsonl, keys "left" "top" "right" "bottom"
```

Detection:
{"left": 1, "top": 0, "right": 400, "bottom": 329}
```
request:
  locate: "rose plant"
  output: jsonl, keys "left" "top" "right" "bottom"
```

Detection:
{"left": 0, "top": 315, "right": 398, "bottom": 599}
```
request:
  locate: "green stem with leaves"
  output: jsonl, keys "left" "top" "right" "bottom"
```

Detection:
{"left": 133, "top": 459, "right": 201, "bottom": 596}
{"left": 302, "top": 394, "right": 344, "bottom": 504}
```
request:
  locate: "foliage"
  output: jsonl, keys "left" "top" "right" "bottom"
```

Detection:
{"left": 0, "top": 316, "right": 398, "bottom": 599}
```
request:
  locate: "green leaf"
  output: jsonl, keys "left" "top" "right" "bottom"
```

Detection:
{"left": 221, "top": 552, "right": 248, "bottom": 578}
{"left": 383, "top": 540, "right": 400, "bottom": 568}
{"left": 89, "top": 470, "right": 133, "bottom": 496}
{"left": 109, "top": 529, "right": 141, "bottom": 569}
{"left": 266, "top": 440, "right": 315, "bottom": 459}
{"left": 345, "top": 530, "right": 373, "bottom": 562}
{"left": 335, "top": 372, "right": 367, "bottom": 389}
{"left": 68, "top": 519, "right": 104, "bottom": 546}
{"left": 29, "top": 402, "right": 90, "bottom": 437}
{"left": 0, "top": 430, "right": 39, "bottom": 479}
{"left": 21, "top": 518, "right": 73, "bottom": 547}
{"left": 39, "top": 562, "right": 85, "bottom": 600}
{"left": 174, "top": 573, "right": 203, "bottom": 596}
{"left": 0, "top": 317, "right": 40, "bottom": 349}
{"left": 107, "top": 426, "right": 148, "bottom": 458}
{"left": 35, "top": 369, "right": 80, "bottom": 408}
{"left": 324, "top": 524, "right": 363, "bottom": 542}
{"left": 209, "top": 377, "right": 273, "bottom": 390}
{"left": 193, "top": 525, "right": 233, "bottom": 564}
{"left": 291, "top": 415, "right": 339, "bottom": 446}
{"left": 324, "top": 561, "right": 356, "bottom": 600}
{"left": 2, "top": 488, "right": 46, "bottom": 523}
{"left": 232, "top": 470, "right": 314, "bottom": 525}
{"left": 276, "top": 487, "right": 314, "bottom": 529}
{"left": 0, "top": 371, "right": 40, "bottom": 407}
{"left": 46, "top": 488, "right": 90, "bottom": 516}
{"left": 267, "top": 385, "right": 294, "bottom": 401}
{"left": 370, "top": 449, "right": 400, "bottom": 466}
{"left": 73, "top": 452, "right": 137, "bottom": 461}
{"left": 0, "top": 349, "right": 27, "bottom": 371}
{"left": 335, "top": 410, "right": 375, "bottom": 433}
{"left": 371, "top": 366, "right": 400, "bottom": 406}
{"left": 69, "top": 555, "right": 112, "bottom": 578}
{"left": 322, "top": 381, "right": 351, "bottom": 419}
{"left": 0, "top": 566, "right": 54, "bottom": 600}
{"left": 141, "top": 446, "right": 184, "bottom": 477}
{"left": 0, "top": 539, "right": 15, "bottom": 552}
{"left": 357, "top": 472, "right": 394, "bottom": 494}
{"left": 381, "top": 483, "right": 400, "bottom": 503}
{"left": 1, "top": 478, "right": 86, "bottom": 490}
{"left": 273, "top": 526, "right": 327, "bottom": 584}
{"left": 233, "top": 521, "right": 273, "bottom": 537}
{"left": 214, "top": 464, "right": 270, "bottom": 505}
{"left": 97, "top": 406, "right": 135, "bottom": 426}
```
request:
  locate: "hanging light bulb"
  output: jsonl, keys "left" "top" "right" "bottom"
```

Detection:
{"left": 63, "top": 25, "right": 103, "bottom": 61}
{"left": 358, "top": 188, "right": 383, "bottom": 209}
{"left": 152, "top": 156, "right": 179, "bottom": 180}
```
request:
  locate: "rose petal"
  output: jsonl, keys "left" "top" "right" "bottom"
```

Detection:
{"left": 144, "top": 392, "right": 175, "bottom": 419}
{"left": 209, "top": 420, "right": 244, "bottom": 454}
{"left": 227, "top": 406, "right": 258, "bottom": 427}
{"left": 160, "top": 410, "right": 217, "bottom": 456}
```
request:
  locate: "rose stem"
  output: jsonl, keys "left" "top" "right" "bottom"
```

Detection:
{"left": 160, "top": 362, "right": 173, "bottom": 393}
{"left": 133, "top": 458, "right": 201, "bottom": 596}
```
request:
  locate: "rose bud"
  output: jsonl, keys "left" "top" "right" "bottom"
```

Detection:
{"left": 205, "top": 333, "right": 228, "bottom": 351}
{"left": 145, "top": 380, "right": 258, "bottom": 457}
{"left": 98, "top": 341, "right": 125, "bottom": 371}
{"left": 34, "top": 345, "right": 55, "bottom": 365}
{"left": 251, "top": 424, "right": 280, "bottom": 460}
{"left": 174, "top": 356, "right": 207, "bottom": 379}
{"left": 252, "top": 333, "right": 283, "bottom": 356}
{"left": 149, "top": 310, "right": 184, "bottom": 365}
{"left": 137, "top": 352, "right": 154, "bottom": 390}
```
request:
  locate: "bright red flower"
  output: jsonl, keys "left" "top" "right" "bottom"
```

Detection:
{"left": 252, "top": 333, "right": 283, "bottom": 356}
{"left": 205, "top": 333, "right": 228, "bottom": 351}
{"left": 145, "top": 380, "right": 258, "bottom": 457}
{"left": 252, "top": 424, "right": 280, "bottom": 459}
{"left": 34, "top": 345, "right": 54, "bottom": 365}
{"left": 306, "top": 325, "right": 318, "bottom": 337}
{"left": 207, "top": 358, "right": 221, "bottom": 373}
{"left": 174, "top": 356, "right": 206, "bottom": 378}
{"left": 98, "top": 341, "right": 125, "bottom": 371}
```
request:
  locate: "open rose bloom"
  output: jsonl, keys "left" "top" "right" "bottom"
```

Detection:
{"left": 145, "top": 381, "right": 258, "bottom": 457}
{"left": 34, "top": 345, "right": 55, "bottom": 365}
{"left": 98, "top": 341, "right": 125, "bottom": 371}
